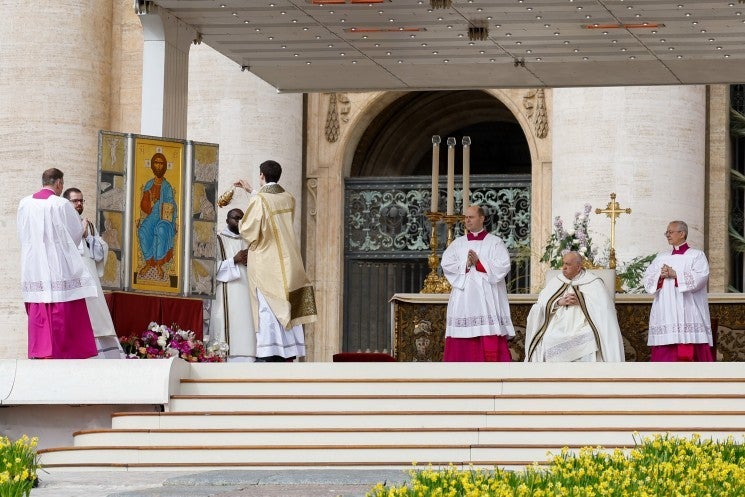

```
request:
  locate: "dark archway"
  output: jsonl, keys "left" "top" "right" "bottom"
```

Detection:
{"left": 350, "top": 90, "right": 530, "bottom": 177}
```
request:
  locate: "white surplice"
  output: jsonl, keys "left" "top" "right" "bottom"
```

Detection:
{"left": 643, "top": 245, "right": 712, "bottom": 346}
{"left": 77, "top": 218, "right": 123, "bottom": 358}
{"left": 210, "top": 229, "right": 257, "bottom": 362}
{"left": 17, "top": 193, "right": 97, "bottom": 303}
{"left": 525, "top": 270, "right": 625, "bottom": 362}
{"left": 441, "top": 232, "right": 514, "bottom": 339}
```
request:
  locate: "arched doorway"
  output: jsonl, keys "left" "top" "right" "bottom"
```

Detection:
{"left": 343, "top": 90, "right": 531, "bottom": 353}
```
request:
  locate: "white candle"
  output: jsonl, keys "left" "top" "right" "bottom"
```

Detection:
{"left": 446, "top": 137, "right": 456, "bottom": 215}
{"left": 431, "top": 135, "right": 441, "bottom": 212}
{"left": 462, "top": 136, "right": 471, "bottom": 212}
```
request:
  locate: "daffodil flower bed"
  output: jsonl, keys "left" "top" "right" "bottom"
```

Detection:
{"left": 0, "top": 435, "right": 40, "bottom": 497}
{"left": 367, "top": 434, "right": 745, "bottom": 497}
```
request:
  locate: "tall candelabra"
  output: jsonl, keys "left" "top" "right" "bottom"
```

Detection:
{"left": 420, "top": 212, "right": 451, "bottom": 293}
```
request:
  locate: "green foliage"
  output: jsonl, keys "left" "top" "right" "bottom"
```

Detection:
{"left": 729, "top": 224, "right": 745, "bottom": 255}
{"left": 0, "top": 435, "right": 40, "bottom": 497}
{"left": 732, "top": 108, "right": 745, "bottom": 138}
{"left": 616, "top": 253, "right": 656, "bottom": 293}
{"left": 368, "top": 434, "right": 745, "bottom": 497}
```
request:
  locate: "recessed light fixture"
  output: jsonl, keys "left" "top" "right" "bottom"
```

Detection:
{"left": 584, "top": 23, "right": 664, "bottom": 29}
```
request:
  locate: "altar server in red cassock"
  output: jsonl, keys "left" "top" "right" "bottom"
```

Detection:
{"left": 17, "top": 168, "right": 98, "bottom": 359}
{"left": 441, "top": 205, "right": 514, "bottom": 362}
{"left": 643, "top": 220, "right": 713, "bottom": 362}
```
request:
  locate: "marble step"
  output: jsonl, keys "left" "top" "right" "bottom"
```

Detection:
{"left": 177, "top": 379, "right": 745, "bottom": 396}
{"left": 70, "top": 428, "right": 745, "bottom": 448}
{"left": 39, "top": 444, "right": 616, "bottom": 468}
{"left": 110, "top": 411, "right": 745, "bottom": 430}
{"left": 166, "top": 394, "right": 745, "bottom": 413}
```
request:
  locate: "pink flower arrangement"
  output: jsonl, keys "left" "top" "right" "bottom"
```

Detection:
{"left": 120, "top": 322, "right": 228, "bottom": 362}
{"left": 541, "top": 203, "right": 600, "bottom": 269}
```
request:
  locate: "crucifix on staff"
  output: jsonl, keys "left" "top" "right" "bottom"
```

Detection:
{"left": 595, "top": 193, "right": 631, "bottom": 269}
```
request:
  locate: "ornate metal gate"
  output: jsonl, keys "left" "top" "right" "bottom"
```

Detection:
{"left": 343, "top": 175, "right": 531, "bottom": 353}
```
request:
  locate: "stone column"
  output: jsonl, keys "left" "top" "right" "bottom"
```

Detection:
{"left": 706, "top": 85, "right": 731, "bottom": 292}
{"left": 137, "top": 4, "right": 195, "bottom": 139}
{"left": 552, "top": 86, "right": 707, "bottom": 269}
{"left": 0, "top": 0, "right": 113, "bottom": 357}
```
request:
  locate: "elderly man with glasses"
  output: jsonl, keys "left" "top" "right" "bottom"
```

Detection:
{"left": 642, "top": 220, "right": 713, "bottom": 362}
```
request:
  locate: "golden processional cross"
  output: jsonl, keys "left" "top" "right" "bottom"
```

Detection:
{"left": 595, "top": 193, "right": 631, "bottom": 269}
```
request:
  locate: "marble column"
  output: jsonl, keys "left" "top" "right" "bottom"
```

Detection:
{"left": 0, "top": 0, "right": 113, "bottom": 357}
{"left": 138, "top": 4, "right": 195, "bottom": 139}
{"left": 552, "top": 86, "right": 707, "bottom": 268}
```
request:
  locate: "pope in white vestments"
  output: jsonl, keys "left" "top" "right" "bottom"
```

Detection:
{"left": 441, "top": 205, "right": 514, "bottom": 362}
{"left": 525, "top": 252, "right": 625, "bottom": 362}
{"left": 209, "top": 208, "right": 256, "bottom": 362}
{"left": 237, "top": 160, "right": 317, "bottom": 362}
{"left": 63, "top": 188, "right": 124, "bottom": 359}
{"left": 643, "top": 220, "right": 713, "bottom": 362}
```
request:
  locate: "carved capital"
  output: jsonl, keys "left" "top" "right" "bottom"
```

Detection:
{"left": 324, "top": 93, "right": 351, "bottom": 143}
{"left": 523, "top": 88, "right": 549, "bottom": 139}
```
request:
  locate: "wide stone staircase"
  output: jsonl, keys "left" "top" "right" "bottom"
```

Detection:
{"left": 38, "top": 362, "right": 745, "bottom": 471}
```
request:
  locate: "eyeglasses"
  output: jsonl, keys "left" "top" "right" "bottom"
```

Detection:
{"left": 71, "top": 199, "right": 85, "bottom": 204}
{"left": 664, "top": 230, "right": 682, "bottom": 236}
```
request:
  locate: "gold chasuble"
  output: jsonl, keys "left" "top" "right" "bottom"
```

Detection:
{"left": 240, "top": 184, "right": 317, "bottom": 330}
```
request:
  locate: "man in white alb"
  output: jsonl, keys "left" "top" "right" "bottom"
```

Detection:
{"left": 209, "top": 208, "right": 256, "bottom": 362}
{"left": 643, "top": 220, "right": 713, "bottom": 362}
{"left": 63, "top": 187, "right": 124, "bottom": 359}
{"left": 441, "top": 205, "right": 514, "bottom": 362}
{"left": 525, "top": 251, "right": 625, "bottom": 362}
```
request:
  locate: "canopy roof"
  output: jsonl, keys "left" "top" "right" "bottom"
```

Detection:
{"left": 153, "top": 0, "right": 745, "bottom": 92}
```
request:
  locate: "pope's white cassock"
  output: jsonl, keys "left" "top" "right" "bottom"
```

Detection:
{"left": 78, "top": 218, "right": 123, "bottom": 358}
{"left": 441, "top": 232, "right": 514, "bottom": 341}
{"left": 643, "top": 244, "right": 712, "bottom": 348}
{"left": 210, "top": 228, "right": 256, "bottom": 362}
{"left": 525, "top": 270, "right": 625, "bottom": 362}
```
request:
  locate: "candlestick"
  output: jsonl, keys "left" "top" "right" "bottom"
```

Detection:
{"left": 446, "top": 137, "right": 456, "bottom": 215}
{"left": 431, "top": 135, "right": 441, "bottom": 212}
{"left": 462, "top": 136, "right": 471, "bottom": 212}
{"left": 420, "top": 211, "right": 450, "bottom": 294}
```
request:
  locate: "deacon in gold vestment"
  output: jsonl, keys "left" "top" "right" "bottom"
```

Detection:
{"left": 236, "top": 160, "right": 317, "bottom": 362}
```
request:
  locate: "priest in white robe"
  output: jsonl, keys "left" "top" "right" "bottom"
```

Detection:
{"left": 643, "top": 220, "right": 713, "bottom": 362}
{"left": 63, "top": 187, "right": 124, "bottom": 359}
{"left": 441, "top": 205, "right": 514, "bottom": 362}
{"left": 525, "top": 252, "right": 625, "bottom": 362}
{"left": 209, "top": 208, "right": 256, "bottom": 362}
{"left": 236, "top": 160, "right": 317, "bottom": 362}
{"left": 17, "top": 168, "right": 98, "bottom": 359}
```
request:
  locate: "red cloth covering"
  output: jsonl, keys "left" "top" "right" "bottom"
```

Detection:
{"left": 25, "top": 300, "right": 97, "bottom": 359}
{"left": 332, "top": 352, "right": 396, "bottom": 362}
{"left": 649, "top": 343, "right": 713, "bottom": 362}
{"left": 443, "top": 335, "right": 511, "bottom": 362}
{"left": 105, "top": 292, "right": 204, "bottom": 340}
